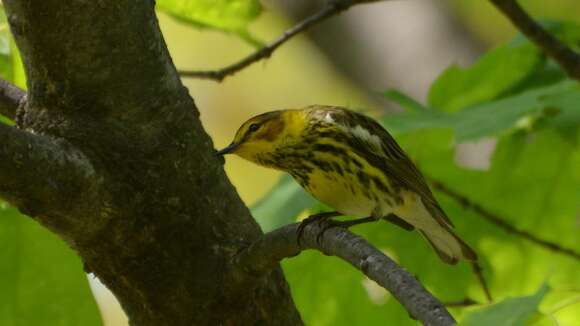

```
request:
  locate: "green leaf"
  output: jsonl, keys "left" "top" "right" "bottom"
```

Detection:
{"left": 381, "top": 108, "right": 452, "bottom": 135}
{"left": 283, "top": 249, "right": 415, "bottom": 326}
{"left": 428, "top": 43, "right": 542, "bottom": 112}
{"left": 462, "top": 283, "right": 550, "bottom": 326}
{"left": 384, "top": 89, "right": 430, "bottom": 112}
{"left": 0, "top": 206, "right": 103, "bottom": 325}
{"left": 251, "top": 174, "right": 317, "bottom": 232}
{"left": 383, "top": 80, "right": 580, "bottom": 141}
{"left": 451, "top": 80, "right": 579, "bottom": 140}
{"left": 0, "top": 7, "right": 26, "bottom": 92}
{"left": 535, "top": 85, "right": 580, "bottom": 137}
{"left": 555, "top": 21, "right": 580, "bottom": 50}
{"left": 156, "top": 0, "right": 263, "bottom": 47}
{"left": 282, "top": 124, "right": 580, "bottom": 325}
{"left": 416, "top": 127, "right": 579, "bottom": 305}
{"left": 10, "top": 38, "right": 26, "bottom": 89}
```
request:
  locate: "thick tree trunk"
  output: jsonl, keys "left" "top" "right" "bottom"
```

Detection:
{"left": 1, "top": 0, "right": 302, "bottom": 324}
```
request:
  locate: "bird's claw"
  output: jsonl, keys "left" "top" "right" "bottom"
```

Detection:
{"left": 297, "top": 213, "right": 378, "bottom": 245}
{"left": 315, "top": 220, "right": 342, "bottom": 245}
{"left": 296, "top": 211, "right": 340, "bottom": 246}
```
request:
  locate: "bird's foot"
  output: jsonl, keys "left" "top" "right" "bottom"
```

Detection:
{"left": 314, "top": 216, "right": 378, "bottom": 245}
{"left": 297, "top": 211, "right": 341, "bottom": 245}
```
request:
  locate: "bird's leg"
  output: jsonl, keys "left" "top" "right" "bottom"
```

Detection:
{"left": 325, "top": 216, "right": 377, "bottom": 228}
{"left": 297, "top": 211, "right": 341, "bottom": 245}
{"left": 308, "top": 213, "right": 415, "bottom": 245}
{"left": 316, "top": 216, "right": 378, "bottom": 244}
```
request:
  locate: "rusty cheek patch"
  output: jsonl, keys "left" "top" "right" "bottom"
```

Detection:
{"left": 257, "top": 118, "right": 285, "bottom": 141}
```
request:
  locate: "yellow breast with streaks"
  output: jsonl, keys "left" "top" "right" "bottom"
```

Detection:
{"left": 302, "top": 167, "right": 393, "bottom": 218}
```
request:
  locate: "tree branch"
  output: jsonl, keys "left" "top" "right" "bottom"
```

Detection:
{"left": 430, "top": 179, "right": 580, "bottom": 261}
{"left": 233, "top": 221, "right": 456, "bottom": 326}
{"left": 179, "top": 0, "right": 386, "bottom": 82}
{"left": 0, "top": 123, "right": 98, "bottom": 230}
{"left": 489, "top": 0, "right": 580, "bottom": 80}
{"left": 0, "top": 79, "right": 25, "bottom": 120}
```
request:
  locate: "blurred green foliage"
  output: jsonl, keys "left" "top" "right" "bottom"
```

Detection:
{"left": 0, "top": 205, "right": 102, "bottom": 326}
{"left": 252, "top": 175, "right": 317, "bottom": 231}
{"left": 462, "top": 283, "right": 549, "bottom": 326}
{"left": 254, "top": 25, "right": 580, "bottom": 326}
{"left": 386, "top": 80, "right": 580, "bottom": 141}
{"left": 428, "top": 43, "right": 542, "bottom": 113}
{"left": 447, "top": 0, "right": 580, "bottom": 44}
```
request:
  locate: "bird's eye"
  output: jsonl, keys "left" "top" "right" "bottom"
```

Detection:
{"left": 248, "top": 123, "right": 260, "bottom": 132}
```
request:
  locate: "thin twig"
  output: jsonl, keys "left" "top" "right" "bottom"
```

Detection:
{"left": 490, "top": 0, "right": 580, "bottom": 80}
{"left": 430, "top": 179, "right": 580, "bottom": 261}
{"left": 232, "top": 221, "right": 456, "bottom": 325}
{"left": 0, "top": 79, "right": 25, "bottom": 120}
{"left": 179, "top": 0, "right": 385, "bottom": 82}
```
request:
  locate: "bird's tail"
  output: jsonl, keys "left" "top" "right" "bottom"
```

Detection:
{"left": 419, "top": 226, "right": 477, "bottom": 265}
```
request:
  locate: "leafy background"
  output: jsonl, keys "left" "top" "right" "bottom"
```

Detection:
{"left": 0, "top": 0, "right": 579, "bottom": 325}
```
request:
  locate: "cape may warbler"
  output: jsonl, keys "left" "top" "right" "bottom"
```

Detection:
{"left": 217, "top": 105, "right": 476, "bottom": 264}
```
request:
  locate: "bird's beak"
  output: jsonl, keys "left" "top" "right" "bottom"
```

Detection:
{"left": 215, "top": 143, "right": 239, "bottom": 156}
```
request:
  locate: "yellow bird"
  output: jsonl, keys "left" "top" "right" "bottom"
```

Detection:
{"left": 217, "top": 105, "right": 477, "bottom": 264}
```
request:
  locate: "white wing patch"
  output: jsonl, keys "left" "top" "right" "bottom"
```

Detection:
{"left": 324, "top": 112, "right": 334, "bottom": 123}
{"left": 350, "top": 124, "right": 382, "bottom": 151}
{"left": 316, "top": 110, "right": 382, "bottom": 152}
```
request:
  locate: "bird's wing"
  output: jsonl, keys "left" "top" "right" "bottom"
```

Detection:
{"left": 327, "top": 107, "right": 454, "bottom": 228}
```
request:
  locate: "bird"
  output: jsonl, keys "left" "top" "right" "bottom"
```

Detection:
{"left": 216, "top": 105, "right": 477, "bottom": 265}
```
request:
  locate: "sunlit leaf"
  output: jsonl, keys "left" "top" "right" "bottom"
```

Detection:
{"left": 413, "top": 128, "right": 580, "bottom": 317}
{"left": 283, "top": 249, "right": 413, "bottom": 326}
{"left": 156, "top": 0, "right": 263, "bottom": 47}
{"left": 428, "top": 43, "right": 542, "bottom": 112}
{"left": 462, "top": 283, "right": 550, "bottom": 326}
{"left": 0, "top": 207, "right": 103, "bottom": 326}
{"left": 383, "top": 80, "right": 580, "bottom": 141}
{"left": 384, "top": 89, "right": 430, "bottom": 112}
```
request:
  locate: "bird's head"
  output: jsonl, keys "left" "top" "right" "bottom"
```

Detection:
{"left": 216, "top": 110, "right": 306, "bottom": 166}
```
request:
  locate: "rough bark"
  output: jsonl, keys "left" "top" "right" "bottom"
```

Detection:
{"left": 2, "top": 0, "right": 302, "bottom": 325}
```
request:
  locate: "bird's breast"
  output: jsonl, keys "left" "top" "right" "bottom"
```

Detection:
{"left": 298, "top": 168, "right": 392, "bottom": 217}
